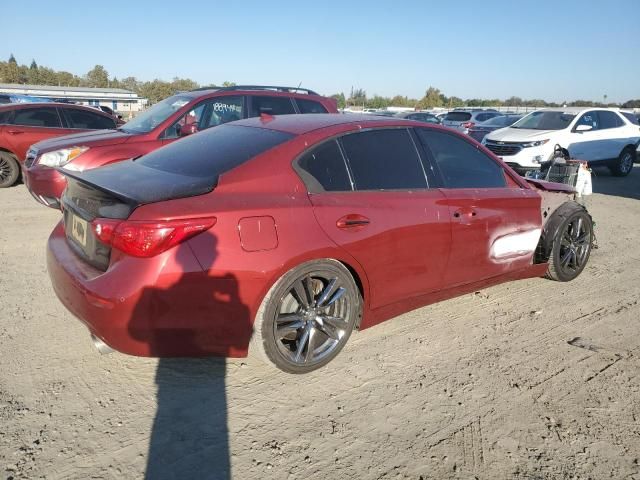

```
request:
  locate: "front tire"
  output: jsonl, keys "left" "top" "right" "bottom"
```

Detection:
{"left": 546, "top": 209, "right": 593, "bottom": 282}
{"left": 251, "top": 259, "right": 361, "bottom": 374}
{"left": 0, "top": 152, "right": 20, "bottom": 188}
{"left": 610, "top": 147, "right": 636, "bottom": 177}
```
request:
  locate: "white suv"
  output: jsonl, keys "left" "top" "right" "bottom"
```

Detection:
{"left": 482, "top": 108, "right": 640, "bottom": 176}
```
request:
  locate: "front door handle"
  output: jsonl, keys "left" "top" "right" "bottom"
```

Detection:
{"left": 453, "top": 209, "right": 477, "bottom": 221}
{"left": 336, "top": 214, "right": 370, "bottom": 230}
{"left": 7, "top": 129, "right": 24, "bottom": 135}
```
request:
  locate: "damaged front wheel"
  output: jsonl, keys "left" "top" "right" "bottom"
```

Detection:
{"left": 546, "top": 209, "right": 593, "bottom": 282}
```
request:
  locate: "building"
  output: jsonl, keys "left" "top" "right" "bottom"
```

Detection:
{"left": 0, "top": 83, "right": 147, "bottom": 116}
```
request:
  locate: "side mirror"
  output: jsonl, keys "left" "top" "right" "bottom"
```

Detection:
{"left": 575, "top": 124, "right": 593, "bottom": 132}
{"left": 179, "top": 123, "right": 198, "bottom": 137}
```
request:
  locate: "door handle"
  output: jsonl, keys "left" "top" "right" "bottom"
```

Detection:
{"left": 453, "top": 209, "right": 477, "bottom": 219}
{"left": 336, "top": 214, "right": 370, "bottom": 230}
{"left": 7, "top": 129, "right": 24, "bottom": 135}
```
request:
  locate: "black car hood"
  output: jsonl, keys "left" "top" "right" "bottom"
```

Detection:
{"left": 59, "top": 160, "right": 216, "bottom": 207}
{"left": 32, "top": 129, "right": 134, "bottom": 152}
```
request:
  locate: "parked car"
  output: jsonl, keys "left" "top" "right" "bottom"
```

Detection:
{"left": 441, "top": 109, "right": 503, "bottom": 134}
{"left": 483, "top": 108, "right": 640, "bottom": 176}
{"left": 23, "top": 85, "right": 338, "bottom": 208}
{"left": 0, "top": 103, "right": 117, "bottom": 188}
{"left": 86, "top": 104, "right": 126, "bottom": 126}
{"left": 48, "top": 113, "right": 592, "bottom": 373}
{"left": 394, "top": 111, "right": 441, "bottom": 124}
{"left": 468, "top": 114, "right": 523, "bottom": 142}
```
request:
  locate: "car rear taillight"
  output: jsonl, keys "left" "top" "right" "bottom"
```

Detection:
{"left": 91, "top": 217, "right": 217, "bottom": 258}
{"left": 462, "top": 121, "right": 475, "bottom": 129}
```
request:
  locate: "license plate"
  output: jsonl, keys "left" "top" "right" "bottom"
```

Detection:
{"left": 70, "top": 214, "right": 88, "bottom": 247}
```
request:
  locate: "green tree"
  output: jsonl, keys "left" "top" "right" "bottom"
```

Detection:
{"left": 27, "top": 59, "right": 39, "bottom": 84}
{"left": 367, "top": 95, "right": 389, "bottom": 109}
{"left": 86, "top": 65, "right": 109, "bottom": 88}
{"left": 8, "top": 54, "right": 17, "bottom": 64}
{"left": 417, "top": 87, "right": 445, "bottom": 109}
{"left": 330, "top": 93, "right": 346, "bottom": 109}
{"left": 222, "top": 81, "right": 236, "bottom": 87}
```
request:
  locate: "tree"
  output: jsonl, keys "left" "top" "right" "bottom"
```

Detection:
{"left": 417, "top": 87, "right": 445, "bottom": 109}
{"left": 348, "top": 88, "right": 366, "bottom": 107}
{"left": 330, "top": 93, "right": 346, "bottom": 109}
{"left": 8, "top": 54, "right": 17, "bottom": 64}
{"left": 222, "top": 81, "right": 236, "bottom": 87}
{"left": 86, "top": 65, "right": 109, "bottom": 88}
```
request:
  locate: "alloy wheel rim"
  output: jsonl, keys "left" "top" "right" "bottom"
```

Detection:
{"left": 558, "top": 216, "right": 590, "bottom": 274}
{"left": 273, "top": 272, "right": 351, "bottom": 365}
{"left": 0, "top": 157, "right": 11, "bottom": 181}
{"left": 621, "top": 153, "right": 633, "bottom": 173}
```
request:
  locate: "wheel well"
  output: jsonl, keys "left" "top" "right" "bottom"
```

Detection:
{"left": 0, "top": 147, "right": 21, "bottom": 180}
{"left": 622, "top": 144, "right": 637, "bottom": 155}
{"left": 337, "top": 260, "right": 365, "bottom": 329}
{"left": 0, "top": 147, "right": 17, "bottom": 157}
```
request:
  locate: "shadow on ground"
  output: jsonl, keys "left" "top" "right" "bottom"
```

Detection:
{"left": 591, "top": 164, "right": 640, "bottom": 200}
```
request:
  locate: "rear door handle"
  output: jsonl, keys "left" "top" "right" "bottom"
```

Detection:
{"left": 336, "top": 214, "right": 370, "bottom": 229}
{"left": 453, "top": 209, "right": 477, "bottom": 219}
{"left": 7, "top": 129, "right": 24, "bottom": 135}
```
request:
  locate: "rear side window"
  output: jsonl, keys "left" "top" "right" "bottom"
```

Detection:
{"left": 340, "top": 129, "right": 427, "bottom": 190}
{"left": 597, "top": 110, "right": 624, "bottom": 129}
{"left": 0, "top": 110, "right": 11, "bottom": 123}
{"left": 63, "top": 108, "right": 116, "bottom": 129}
{"left": 12, "top": 107, "right": 61, "bottom": 128}
{"left": 417, "top": 129, "right": 506, "bottom": 189}
{"left": 295, "top": 98, "right": 328, "bottom": 114}
{"left": 297, "top": 140, "right": 352, "bottom": 192}
{"left": 137, "top": 124, "right": 294, "bottom": 177}
{"left": 250, "top": 96, "right": 296, "bottom": 116}
{"left": 621, "top": 112, "right": 639, "bottom": 125}
{"left": 444, "top": 112, "right": 472, "bottom": 122}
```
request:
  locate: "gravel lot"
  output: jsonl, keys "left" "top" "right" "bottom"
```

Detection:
{"left": 1, "top": 166, "right": 640, "bottom": 480}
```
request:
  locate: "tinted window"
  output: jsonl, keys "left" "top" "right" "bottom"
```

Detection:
{"left": 201, "top": 96, "right": 244, "bottom": 128}
{"left": 0, "top": 110, "right": 11, "bottom": 124}
{"left": 0, "top": 95, "right": 10, "bottom": 104}
{"left": 297, "top": 140, "right": 351, "bottom": 192}
{"left": 511, "top": 111, "right": 576, "bottom": 130}
{"left": 597, "top": 110, "right": 624, "bottom": 129}
{"left": 417, "top": 129, "right": 506, "bottom": 189}
{"left": 250, "top": 96, "right": 296, "bottom": 116}
{"left": 138, "top": 125, "right": 294, "bottom": 177}
{"left": 296, "top": 98, "right": 328, "bottom": 114}
{"left": 340, "top": 129, "right": 427, "bottom": 190}
{"left": 444, "top": 112, "right": 472, "bottom": 122}
{"left": 575, "top": 111, "right": 599, "bottom": 130}
{"left": 64, "top": 108, "right": 116, "bottom": 129}
{"left": 475, "top": 113, "right": 491, "bottom": 122}
{"left": 621, "top": 112, "right": 639, "bottom": 125}
{"left": 12, "top": 107, "right": 61, "bottom": 128}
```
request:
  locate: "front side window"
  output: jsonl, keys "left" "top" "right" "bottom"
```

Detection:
{"left": 161, "top": 103, "right": 207, "bottom": 139}
{"left": 417, "top": 129, "right": 506, "bottom": 189}
{"left": 597, "top": 110, "right": 624, "bottom": 129}
{"left": 574, "top": 111, "right": 599, "bottom": 130}
{"left": 511, "top": 111, "right": 576, "bottom": 130}
{"left": 0, "top": 110, "right": 11, "bottom": 123}
{"left": 296, "top": 140, "right": 352, "bottom": 192}
{"left": 340, "top": 129, "right": 427, "bottom": 190}
{"left": 249, "top": 96, "right": 296, "bottom": 116}
{"left": 295, "top": 98, "right": 328, "bottom": 114}
{"left": 12, "top": 107, "right": 61, "bottom": 128}
{"left": 64, "top": 108, "right": 116, "bottom": 129}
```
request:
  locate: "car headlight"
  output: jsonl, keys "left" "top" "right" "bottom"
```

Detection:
{"left": 521, "top": 139, "right": 549, "bottom": 148}
{"left": 38, "top": 147, "right": 89, "bottom": 168}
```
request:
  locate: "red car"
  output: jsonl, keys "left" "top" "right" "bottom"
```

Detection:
{"left": 23, "top": 86, "right": 337, "bottom": 208}
{"left": 47, "top": 114, "right": 593, "bottom": 373}
{"left": 0, "top": 102, "right": 116, "bottom": 188}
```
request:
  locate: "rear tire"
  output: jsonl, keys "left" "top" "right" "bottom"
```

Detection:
{"left": 609, "top": 147, "right": 636, "bottom": 177}
{"left": 251, "top": 259, "right": 361, "bottom": 374}
{"left": 0, "top": 152, "right": 20, "bottom": 188}
{"left": 546, "top": 209, "right": 593, "bottom": 282}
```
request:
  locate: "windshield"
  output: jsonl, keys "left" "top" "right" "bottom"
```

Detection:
{"left": 120, "top": 95, "right": 192, "bottom": 133}
{"left": 511, "top": 111, "right": 576, "bottom": 130}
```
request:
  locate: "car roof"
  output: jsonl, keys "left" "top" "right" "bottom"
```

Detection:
{"left": 230, "top": 113, "right": 421, "bottom": 135}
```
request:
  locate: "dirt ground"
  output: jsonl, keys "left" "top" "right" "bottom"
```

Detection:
{"left": 1, "top": 166, "right": 639, "bottom": 480}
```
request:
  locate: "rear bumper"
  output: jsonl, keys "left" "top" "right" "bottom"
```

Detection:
{"left": 47, "top": 222, "right": 254, "bottom": 358}
{"left": 22, "top": 164, "right": 65, "bottom": 209}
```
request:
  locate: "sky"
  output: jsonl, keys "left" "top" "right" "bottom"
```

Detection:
{"left": 3, "top": 0, "right": 639, "bottom": 103}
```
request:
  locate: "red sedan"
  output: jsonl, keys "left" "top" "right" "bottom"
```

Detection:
{"left": 47, "top": 114, "right": 593, "bottom": 373}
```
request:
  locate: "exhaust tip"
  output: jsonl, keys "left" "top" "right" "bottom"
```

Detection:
{"left": 91, "top": 334, "right": 115, "bottom": 355}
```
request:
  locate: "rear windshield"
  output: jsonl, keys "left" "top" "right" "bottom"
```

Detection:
{"left": 511, "top": 111, "right": 576, "bottom": 130}
{"left": 136, "top": 124, "right": 295, "bottom": 177}
{"left": 444, "top": 112, "right": 472, "bottom": 122}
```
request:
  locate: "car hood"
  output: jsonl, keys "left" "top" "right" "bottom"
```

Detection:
{"left": 31, "top": 129, "right": 135, "bottom": 152}
{"left": 486, "top": 127, "right": 559, "bottom": 142}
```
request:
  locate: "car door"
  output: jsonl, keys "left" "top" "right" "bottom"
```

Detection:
{"left": 569, "top": 110, "right": 604, "bottom": 161}
{"left": 299, "top": 128, "right": 452, "bottom": 310}
{"left": 595, "top": 110, "right": 629, "bottom": 159}
{"left": 4, "top": 106, "right": 69, "bottom": 160}
{"left": 416, "top": 128, "right": 541, "bottom": 288}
